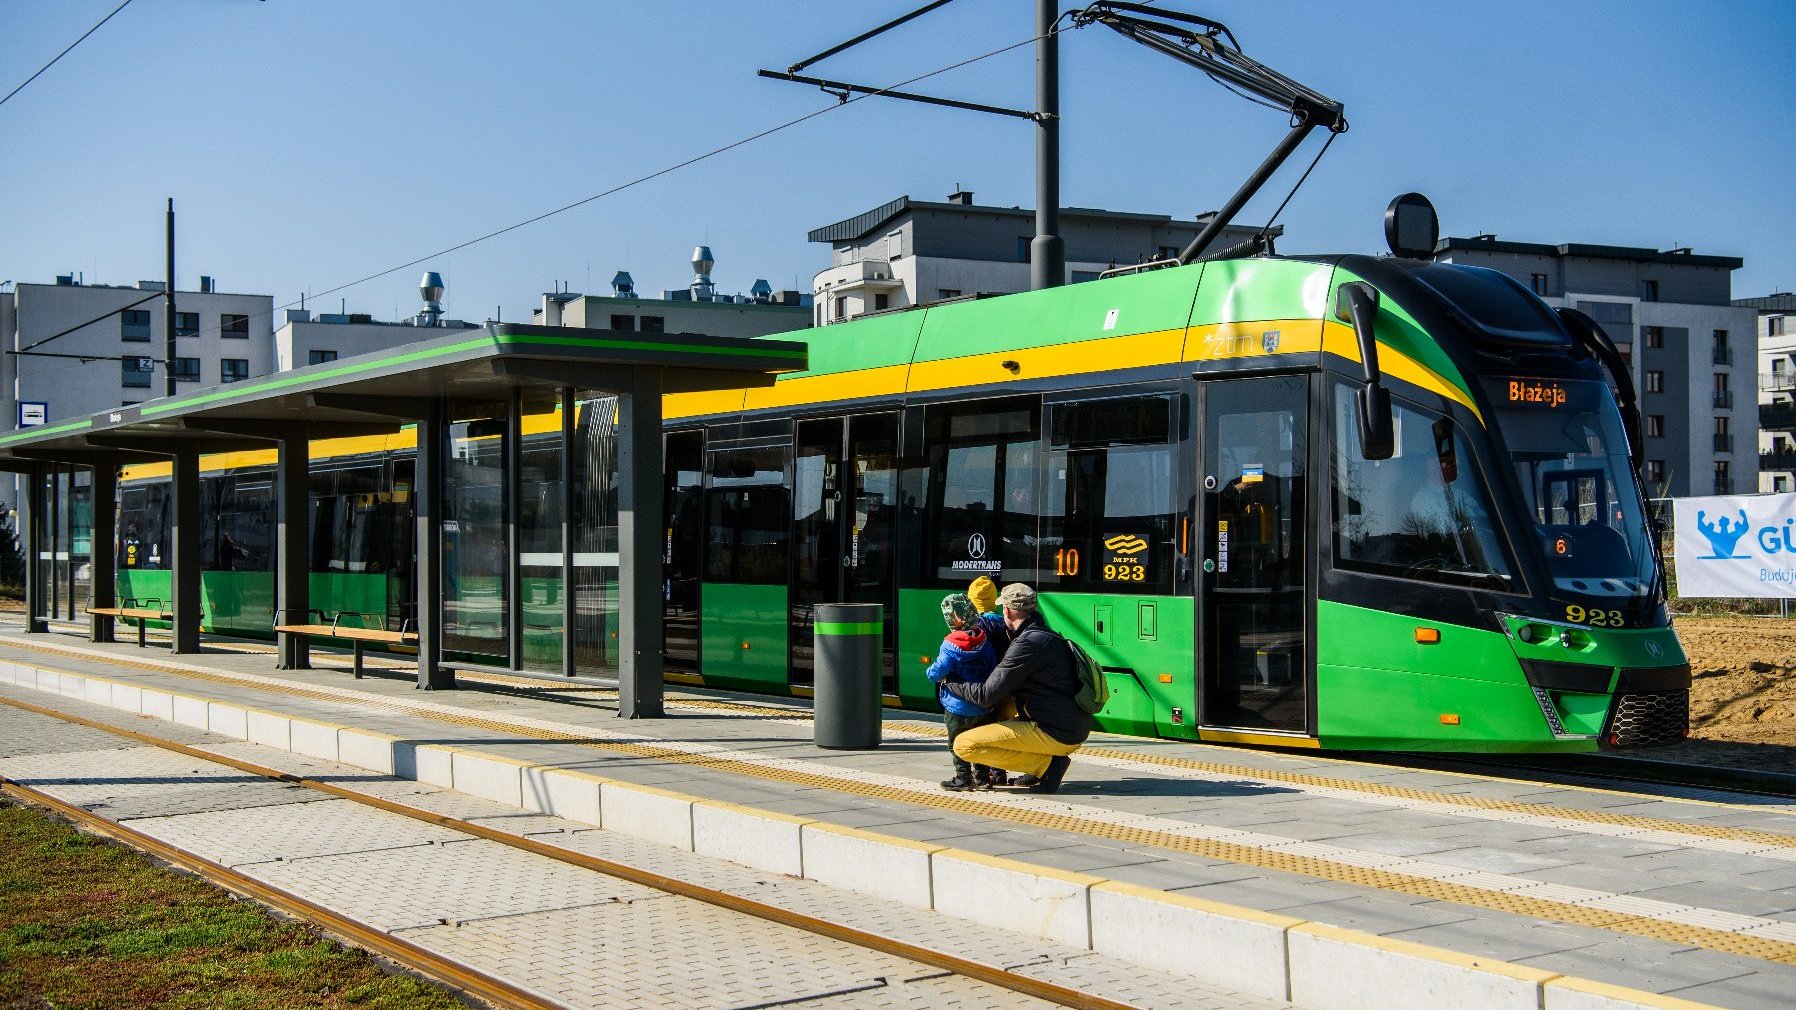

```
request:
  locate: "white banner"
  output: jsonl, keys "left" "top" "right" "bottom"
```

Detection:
{"left": 1673, "top": 493, "right": 1796, "bottom": 598}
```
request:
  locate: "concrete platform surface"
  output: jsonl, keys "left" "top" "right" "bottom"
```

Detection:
{"left": 0, "top": 630, "right": 1791, "bottom": 1010}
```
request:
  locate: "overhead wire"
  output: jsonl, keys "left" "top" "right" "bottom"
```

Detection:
{"left": 12, "top": 18, "right": 1061, "bottom": 360}
{"left": 0, "top": 0, "right": 137, "bottom": 111}
{"left": 295, "top": 24, "right": 1064, "bottom": 313}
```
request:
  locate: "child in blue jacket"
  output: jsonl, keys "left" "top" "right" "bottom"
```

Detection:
{"left": 928, "top": 593, "right": 1004, "bottom": 791}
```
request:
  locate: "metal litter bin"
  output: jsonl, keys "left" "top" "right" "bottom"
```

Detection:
{"left": 813, "top": 603, "right": 883, "bottom": 749}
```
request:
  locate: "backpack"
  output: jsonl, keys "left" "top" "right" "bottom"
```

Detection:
{"left": 1065, "top": 638, "right": 1109, "bottom": 715}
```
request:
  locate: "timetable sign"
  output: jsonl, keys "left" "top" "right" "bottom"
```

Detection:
{"left": 17, "top": 402, "right": 47, "bottom": 428}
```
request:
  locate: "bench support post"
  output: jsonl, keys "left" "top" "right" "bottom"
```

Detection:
{"left": 616, "top": 367, "right": 665, "bottom": 718}
{"left": 89, "top": 461, "right": 117, "bottom": 643}
{"left": 170, "top": 450, "right": 202, "bottom": 654}
{"left": 274, "top": 426, "right": 310, "bottom": 669}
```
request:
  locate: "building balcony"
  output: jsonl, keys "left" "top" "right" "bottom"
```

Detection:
{"left": 1715, "top": 478, "right": 1734, "bottom": 494}
{"left": 1713, "top": 390, "right": 1734, "bottom": 409}
{"left": 813, "top": 259, "right": 904, "bottom": 295}
{"left": 1713, "top": 346, "right": 1733, "bottom": 365}
{"left": 1763, "top": 372, "right": 1796, "bottom": 393}
{"left": 1762, "top": 402, "right": 1796, "bottom": 432}
{"left": 1761, "top": 447, "right": 1796, "bottom": 472}
{"left": 1713, "top": 433, "right": 1733, "bottom": 453}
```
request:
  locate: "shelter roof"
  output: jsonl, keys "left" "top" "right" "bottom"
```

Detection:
{"left": 0, "top": 323, "right": 804, "bottom": 464}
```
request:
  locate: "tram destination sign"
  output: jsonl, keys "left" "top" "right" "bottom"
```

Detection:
{"left": 1501, "top": 378, "right": 1568, "bottom": 409}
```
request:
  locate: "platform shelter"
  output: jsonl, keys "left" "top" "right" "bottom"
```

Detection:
{"left": 0, "top": 323, "right": 805, "bottom": 716}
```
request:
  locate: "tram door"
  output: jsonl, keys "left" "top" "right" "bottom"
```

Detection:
{"left": 789, "top": 413, "right": 900, "bottom": 688}
{"left": 1197, "top": 375, "right": 1312, "bottom": 734}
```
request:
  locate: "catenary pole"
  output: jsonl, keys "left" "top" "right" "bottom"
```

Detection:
{"left": 163, "top": 199, "right": 176, "bottom": 397}
{"left": 1030, "top": 0, "right": 1063, "bottom": 291}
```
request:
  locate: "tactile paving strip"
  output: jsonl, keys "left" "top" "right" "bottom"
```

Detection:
{"left": 10, "top": 638, "right": 1796, "bottom": 967}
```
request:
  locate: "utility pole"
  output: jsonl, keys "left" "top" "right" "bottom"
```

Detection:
{"left": 163, "top": 198, "right": 176, "bottom": 398}
{"left": 759, "top": 1, "right": 1067, "bottom": 292}
{"left": 1030, "top": 0, "right": 1064, "bottom": 290}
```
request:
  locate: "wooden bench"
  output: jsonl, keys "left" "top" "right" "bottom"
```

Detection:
{"left": 87, "top": 598, "right": 175, "bottom": 648}
{"left": 273, "top": 611, "right": 417, "bottom": 679}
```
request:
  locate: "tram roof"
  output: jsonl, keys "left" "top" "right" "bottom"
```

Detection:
{"left": 0, "top": 322, "right": 806, "bottom": 465}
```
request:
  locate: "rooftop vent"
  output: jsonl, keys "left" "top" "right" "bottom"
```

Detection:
{"left": 418, "top": 271, "right": 445, "bottom": 327}
{"left": 947, "top": 187, "right": 974, "bottom": 206}
{"left": 200, "top": 275, "right": 214, "bottom": 293}
{"left": 612, "top": 271, "right": 635, "bottom": 297}
{"left": 691, "top": 246, "right": 716, "bottom": 302}
{"left": 750, "top": 279, "right": 773, "bottom": 304}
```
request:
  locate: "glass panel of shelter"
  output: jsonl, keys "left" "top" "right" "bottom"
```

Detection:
{"left": 443, "top": 405, "right": 510, "bottom": 662}
{"left": 570, "top": 391, "right": 621, "bottom": 679}
{"left": 519, "top": 401, "right": 566, "bottom": 675}
{"left": 663, "top": 430, "right": 704, "bottom": 674}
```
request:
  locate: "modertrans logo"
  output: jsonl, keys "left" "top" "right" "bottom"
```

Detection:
{"left": 1672, "top": 493, "right": 1796, "bottom": 599}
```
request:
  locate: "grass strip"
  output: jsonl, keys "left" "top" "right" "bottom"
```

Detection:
{"left": 0, "top": 797, "right": 471, "bottom": 1009}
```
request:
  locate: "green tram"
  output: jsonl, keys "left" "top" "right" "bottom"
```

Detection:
{"left": 104, "top": 246, "right": 1690, "bottom": 753}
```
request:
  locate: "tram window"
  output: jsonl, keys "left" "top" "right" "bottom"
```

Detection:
{"left": 1042, "top": 395, "right": 1175, "bottom": 593}
{"left": 118, "top": 484, "right": 169, "bottom": 570}
{"left": 309, "top": 464, "right": 395, "bottom": 573}
{"left": 199, "top": 475, "right": 273, "bottom": 572}
{"left": 1331, "top": 384, "right": 1515, "bottom": 589}
{"left": 705, "top": 488, "right": 790, "bottom": 583}
{"left": 923, "top": 397, "right": 1041, "bottom": 587}
{"left": 704, "top": 444, "right": 789, "bottom": 584}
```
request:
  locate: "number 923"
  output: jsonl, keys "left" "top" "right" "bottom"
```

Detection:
{"left": 1564, "top": 604, "right": 1624, "bottom": 627}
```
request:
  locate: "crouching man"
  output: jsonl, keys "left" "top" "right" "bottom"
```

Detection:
{"left": 941, "top": 583, "right": 1090, "bottom": 794}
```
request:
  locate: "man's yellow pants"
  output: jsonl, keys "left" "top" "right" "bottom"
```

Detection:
{"left": 951, "top": 718, "right": 1080, "bottom": 778}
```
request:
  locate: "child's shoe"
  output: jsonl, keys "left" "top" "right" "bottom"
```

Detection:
{"left": 940, "top": 774, "right": 976, "bottom": 791}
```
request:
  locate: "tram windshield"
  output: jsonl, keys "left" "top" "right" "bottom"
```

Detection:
{"left": 1489, "top": 378, "right": 1657, "bottom": 597}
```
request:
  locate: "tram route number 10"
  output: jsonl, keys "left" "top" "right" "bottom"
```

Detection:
{"left": 1564, "top": 604, "right": 1625, "bottom": 627}
{"left": 1054, "top": 547, "right": 1148, "bottom": 583}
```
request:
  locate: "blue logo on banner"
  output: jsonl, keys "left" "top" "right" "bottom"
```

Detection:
{"left": 1695, "top": 509, "right": 1751, "bottom": 560}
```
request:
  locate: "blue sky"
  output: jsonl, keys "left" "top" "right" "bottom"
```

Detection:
{"left": 1, "top": 1, "right": 1789, "bottom": 325}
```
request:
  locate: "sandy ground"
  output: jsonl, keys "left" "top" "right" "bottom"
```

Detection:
{"left": 1676, "top": 616, "right": 1796, "bottom": 746}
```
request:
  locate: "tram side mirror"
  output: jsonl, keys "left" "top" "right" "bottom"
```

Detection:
{"left": 1336, "top": 282, "right": 1394, "bottom": 460}
{"left": 1356, "top": 385, "right": 1394, "bottom": 460}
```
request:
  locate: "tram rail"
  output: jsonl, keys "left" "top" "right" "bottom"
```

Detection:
{"left": 0, "top": 691, "right": 1143, "bottom": 1010}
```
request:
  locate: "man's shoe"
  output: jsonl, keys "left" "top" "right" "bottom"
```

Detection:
{"left": 1027, "top": 756, "right": 1071, "bottom": 794}
{"left": 1010, "top": 773, "right": 1040, "bottom": 788}
{"left": 987, "top": 770, "right": 1009, "bottom": 788}
{"left": 941, "top": 774, "right": 976, "bottom": 791}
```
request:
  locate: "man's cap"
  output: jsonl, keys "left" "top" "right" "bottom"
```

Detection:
{"left": 998, "top": 582, "right": 1037, "bottom": 612}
